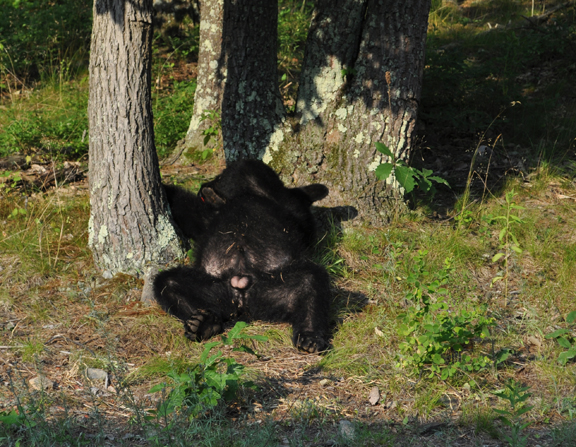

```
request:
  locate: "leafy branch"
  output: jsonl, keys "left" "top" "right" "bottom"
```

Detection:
{"left": 397, "top": 252, "right": 494, "bottom": 380}
{"left": 545, "top": 310, "right": 576, "bottom": 365}
{"left": 374, "top": 142, "right": 449, "bottom": 198}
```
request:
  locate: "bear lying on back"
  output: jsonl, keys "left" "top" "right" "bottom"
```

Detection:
{"left": 154, "top": 159, "right": 331, "bottom": 353}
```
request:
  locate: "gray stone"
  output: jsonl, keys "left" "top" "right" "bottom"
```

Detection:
{"left": 86, "top": 368, "right": 109, "bottom": 388}
{"left": 86, "top": 367, "right": 108, "bottom": 380}
{"left": 29, "top": 375, "right": 53, "bottom": 390}
{"left": 368, "top": 386, "right": 380, "bottom": 405}
{"left": 339, "top": 420, "right": 355, "bottom": 441}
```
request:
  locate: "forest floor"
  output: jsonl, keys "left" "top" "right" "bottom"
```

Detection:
{"left": 1, "top": 153, "right": 576, "bottom": 446}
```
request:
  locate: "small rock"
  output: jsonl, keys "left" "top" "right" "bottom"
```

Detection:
{"left": 102, "top": 270, "right": 113, "bottom": 279}
{"left": 86, "top": 368, "right": 109, "bottom": 387}
{"left": 527, "top": 335, "right": 541, "bottom": 347}
{"left": 319, "top": 378, "right": 331, "bottom": 386}
{"left": 368, "top": 386, "right": 380, "bottom": 406}
{"left": 29, "top": 375, "right": 53, "bottom": 391}
{"left": 86, "top": 367, "right": 108, "bottom": 380}
{"left": 339, "top": 420, "right": 355, "bottom": 441}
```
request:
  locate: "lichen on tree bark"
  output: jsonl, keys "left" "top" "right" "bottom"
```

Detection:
{"left": 265, "top": 0, "right": 431, "bottom": 224}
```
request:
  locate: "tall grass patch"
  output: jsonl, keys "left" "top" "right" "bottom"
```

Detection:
{"left": 0, "top": 0, "right": 92, "bottom": 89}
{"left": 0, "top": 189, "right": 91, "bottom": 283}
{"left": 0, "top": 81, "right": 89, "bottom": 157}
{"left": 424, "top": 1, "right": 576, "bottom": 159}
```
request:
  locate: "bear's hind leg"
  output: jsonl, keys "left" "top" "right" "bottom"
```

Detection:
{"left": 154, "top": 266, "right": 238, "bottom": 341}
{"left": 246, "top": 261, "right": 331, "bottom": 353}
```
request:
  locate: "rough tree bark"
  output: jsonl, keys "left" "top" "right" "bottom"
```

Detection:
{"left": 173, "top": 0, "right": 284, "bottom": 163}
{"left": 88, "top": 0, "right": 186, "bottom": 278}
{"left": 264, "top": 0, "right": 432, "bottom": 224}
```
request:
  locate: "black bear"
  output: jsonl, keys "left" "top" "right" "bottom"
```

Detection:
{"left": 155, "top": 160, "right": 331, "bottom": 353}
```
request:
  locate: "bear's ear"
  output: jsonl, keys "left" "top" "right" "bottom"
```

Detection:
{"left": 199, "top": 186, "right": 226, "bottom": 206}
{"left": 299, "top": 184, "right": 329, "bottom": 203}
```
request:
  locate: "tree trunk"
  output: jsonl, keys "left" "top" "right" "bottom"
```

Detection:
{"left": 220, "top": 0, "right": 284, "bottom": 160}
{"left": 264, "top": 0, "right": 431, "bottom": 224}
{"left": 88, "top": 0, "right": 186, "bottom": 277}
{"left": 172, "top": 0, "right": 227, "bottom": 162}
{"left": 174, "top": 0, "right": 284, "bottom": 163}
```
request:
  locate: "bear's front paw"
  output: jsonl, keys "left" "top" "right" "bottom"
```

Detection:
{"left": 183, "top": 310, "right": 222, "bottom": 342}
{"left": 293, "top": 332, "right": 328, "bottom": 354}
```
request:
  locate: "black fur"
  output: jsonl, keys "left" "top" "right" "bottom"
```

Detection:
{"left": 155, "top": 160, "right": 331, "bottom": 353}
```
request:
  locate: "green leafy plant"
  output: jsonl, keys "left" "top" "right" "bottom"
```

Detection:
{"left": 0, "top": 171, "right": 23, "bottom": 194}
{"left": 0, "top": 409, "right": 26, "bottom": 429}
{"left": 493, "top": 380, "right": 533, "bottom": 447}
{"left": 545, "top": 310, "right": 576, "bottom": 365}
{"left": 340, "top": 67, "right": 357, "bottom": 79}
{"left": 397, "top": 252, "right": 494, "bottom": 380}
{"left": 490, "top": 190, "right": 525, "bottom": 301}
{"left": 454, "top": 209, "right": 474, "bottom": 227}
{"left": 7, "top": 206, "right": 26, "bottom": 219}
{"left": 374, "top": 142, "right": 449, "bottom": 199}
{"left": 149, "top": 322, "right": 266, "bottom": 423}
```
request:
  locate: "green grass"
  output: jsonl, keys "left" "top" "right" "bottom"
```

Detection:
{"left": 153, "top": 80, "right": 197, "bottom": 158}
{"left": 424, "top": 0, "right": 576, "bottom": 161}
{"left": 0, "top": 80, "right": 89, "bottom": 157}
{"left": 277, "top": 0, "right": 314, "bottom": 108}
{"left": 0, "top": 0, "right": 197, "bottom": 160}
{"left": 0, "top": 74, "right": 195, "bottom": 159}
